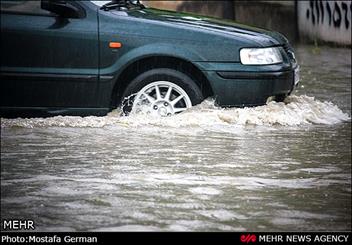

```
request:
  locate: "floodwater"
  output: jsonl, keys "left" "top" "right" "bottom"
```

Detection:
{"left": 1, "top": 45, "right": 351, "bottom": 231}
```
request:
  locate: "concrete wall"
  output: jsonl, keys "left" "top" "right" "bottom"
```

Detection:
{"left": 297, "top": 0, "right": 352, "bottom": 45}
{"left": 233, "top": 1, "right": 297, "bottom": 43}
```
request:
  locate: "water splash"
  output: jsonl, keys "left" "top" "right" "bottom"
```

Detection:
{"left": 1, "top": 95, "right": 350, "bottom": 129}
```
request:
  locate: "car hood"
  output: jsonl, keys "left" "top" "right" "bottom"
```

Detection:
{"left": 125, "top": 8, "right": 288, "bottom": 47}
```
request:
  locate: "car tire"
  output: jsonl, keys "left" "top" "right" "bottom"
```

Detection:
{"left": 274, "top": 94, "right": 287, "bottom": 103}
{"left": 121, "top": 68, "right": 204, "bottom": 116}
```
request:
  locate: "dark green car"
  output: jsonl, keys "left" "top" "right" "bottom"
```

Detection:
{"left": 0, "top": 0, "right": 299, "bottom": 117}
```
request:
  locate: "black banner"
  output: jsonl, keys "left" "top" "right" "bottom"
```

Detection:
{"left": 1, "top": 232, "right": 351, "bottom": 245}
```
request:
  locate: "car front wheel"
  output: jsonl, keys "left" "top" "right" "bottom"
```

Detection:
{"left": 274, "top": 94, "right": 287, "bottom": 103}
{"left": 121, "top": 68, "right": 203, "bottom": 116}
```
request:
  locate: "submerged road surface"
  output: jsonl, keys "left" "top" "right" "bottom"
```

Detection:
{"left": 1, "top": 45, "right": 351, "bottom": 231}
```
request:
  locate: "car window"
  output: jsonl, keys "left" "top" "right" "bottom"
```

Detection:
{"left": 0, "top": 1, "right": 53, "bottom": 16}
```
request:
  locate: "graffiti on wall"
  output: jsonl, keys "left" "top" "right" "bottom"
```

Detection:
{"left": 298, "top": 0, "right": 351, "bottom": 45}
{"left": 305, "top": 0, "right": 351, "bottom": 29}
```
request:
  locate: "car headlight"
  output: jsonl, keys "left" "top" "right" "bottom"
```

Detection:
{"left": 240, "top": 47, "right": 283, "bottom": 65}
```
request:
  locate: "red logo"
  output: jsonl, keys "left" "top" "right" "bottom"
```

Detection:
{"left": 240, "top": 234, "right": 256, "bottom": 243}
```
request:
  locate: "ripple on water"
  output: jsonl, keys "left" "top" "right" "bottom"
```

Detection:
{"left": 195, "top": 209, "right": 247, "bottom": 221}
{"left": 188, "top": 187, "right": 222, "bottom": 195}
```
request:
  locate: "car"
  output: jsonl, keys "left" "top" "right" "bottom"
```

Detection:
{"left": 0, "top": 0, "right": 299, "bottom": 118}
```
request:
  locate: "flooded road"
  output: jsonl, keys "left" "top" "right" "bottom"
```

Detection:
{"left": 1, "top": 45, "right": 351, "bottom": 231}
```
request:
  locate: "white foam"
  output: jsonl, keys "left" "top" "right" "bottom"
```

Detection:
{"left": 1, "top": 95, "right": 350, "bottom": 129}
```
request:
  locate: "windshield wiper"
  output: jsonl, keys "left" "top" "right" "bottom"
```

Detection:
{"left": 101, "top": 0, "right": 145, "bottom": 11}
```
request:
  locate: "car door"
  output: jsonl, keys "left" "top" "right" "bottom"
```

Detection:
{"left": 0, "top": 0, "right": 99, "bottom": 112}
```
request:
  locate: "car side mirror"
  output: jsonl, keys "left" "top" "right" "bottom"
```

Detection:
{"left": 41, "top": 0, "right": 82, "bottom": 18}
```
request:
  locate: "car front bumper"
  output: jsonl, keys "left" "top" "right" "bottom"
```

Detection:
{"left": 196, "top": 62, "right": 299, "bottom": 107}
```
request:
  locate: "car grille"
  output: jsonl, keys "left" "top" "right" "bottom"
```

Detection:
{"left": 283, "top": 43, "right": 297, "bottom": 64}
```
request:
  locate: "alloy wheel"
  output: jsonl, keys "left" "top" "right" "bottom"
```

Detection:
{"left": 132, "top": 81, "right": 192, "bottom": 116}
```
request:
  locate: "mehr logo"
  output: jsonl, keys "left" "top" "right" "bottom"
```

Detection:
{"left": 241, "top": 234, "right": 257, "bottom": 243}
{"left": 1, "top": 219, "right": 35, "bottom": 231}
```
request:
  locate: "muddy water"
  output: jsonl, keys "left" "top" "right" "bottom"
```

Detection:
{"left": 1, "top": 45, "right": 351, "bottom": 231}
